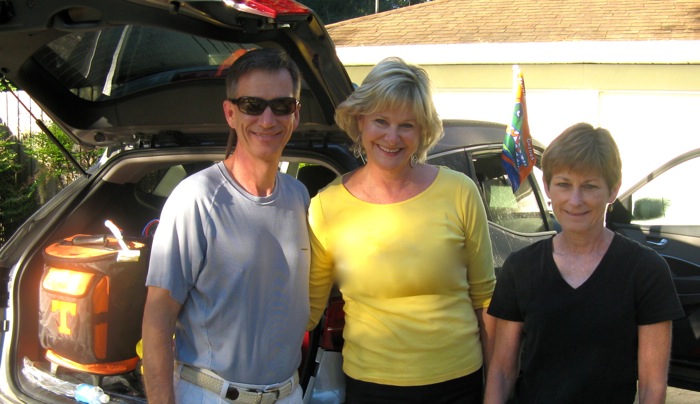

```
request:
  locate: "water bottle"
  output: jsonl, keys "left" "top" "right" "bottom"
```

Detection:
{"left": 74, "top": 383, "right": 110, "bottom": 404}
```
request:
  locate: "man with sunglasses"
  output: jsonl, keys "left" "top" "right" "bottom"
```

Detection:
{"left": 143, "top": 48, "right": 309, "bottom": 404}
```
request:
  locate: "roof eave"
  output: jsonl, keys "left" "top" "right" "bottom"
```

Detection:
{"left": 335, "top": 40, "right": 700, "bottom": 66}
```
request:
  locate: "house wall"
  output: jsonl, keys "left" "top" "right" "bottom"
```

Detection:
{"left": 0, "top": 91, "right": 49, "bottom": 140}
{"left": 342, "top": 62, "right": 700, "bottom": 192}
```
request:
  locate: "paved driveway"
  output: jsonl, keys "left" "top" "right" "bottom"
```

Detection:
{"left": 667, "top": 387, "right": 700, "bottom": 403}
{"left": 634, "top": 387, "right": 700, "bottom": 403}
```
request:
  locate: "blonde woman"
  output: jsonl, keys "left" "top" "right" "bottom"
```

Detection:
{"left": 308, "top": 57, "right": 495, "bottom": 403}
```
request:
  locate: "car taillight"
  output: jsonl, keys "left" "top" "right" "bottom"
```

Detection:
{"left": 223, "top": 0, "right": 311, "bottom": 18}
{"left": 320, "top": 296, "right": 345, "bottom": 352}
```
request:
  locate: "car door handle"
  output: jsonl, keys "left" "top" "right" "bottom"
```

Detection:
{"left": 646, "top": 238, "right": 668, "bottom": 247}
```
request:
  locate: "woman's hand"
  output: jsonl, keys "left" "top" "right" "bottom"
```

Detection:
{"left": 638, "top": 321, "right": 672, "bottom": 404}
{"left": 483, "top": 318, "right": 523, "bottom": 404}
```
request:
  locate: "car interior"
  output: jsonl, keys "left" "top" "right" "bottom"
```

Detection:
{"left": 14, "top": 150, "right": 340, "bottom": 403}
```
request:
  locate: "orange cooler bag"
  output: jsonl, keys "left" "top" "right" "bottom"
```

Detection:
{"left": 39, "top": 235, "right": 148, "bottom": 368}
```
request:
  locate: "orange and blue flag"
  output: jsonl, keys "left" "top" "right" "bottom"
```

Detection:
{"left": 501, "top": 66, "right": 536, "bottom": 193}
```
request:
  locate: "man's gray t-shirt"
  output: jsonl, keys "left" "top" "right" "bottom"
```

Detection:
{"left": 146, "top": 161, "right": 311, "bottom": 384}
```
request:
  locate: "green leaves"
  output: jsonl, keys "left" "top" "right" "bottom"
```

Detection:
{"left": 0, "top": 121, "right": 102, "bottom": 246}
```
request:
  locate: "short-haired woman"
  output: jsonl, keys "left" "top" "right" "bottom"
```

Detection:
{"left": 485, "top": 123, "right": 684, "bottom": 404}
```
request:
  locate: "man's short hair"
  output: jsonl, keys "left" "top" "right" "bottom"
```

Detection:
{"left": 225, "top": 48, "right": 301, "bottom": 99}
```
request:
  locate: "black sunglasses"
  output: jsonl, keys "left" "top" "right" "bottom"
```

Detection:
{"left": 228, "top": 96, "right": 299, "bottom": 116}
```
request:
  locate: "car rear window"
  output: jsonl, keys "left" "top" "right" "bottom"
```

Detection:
{"left": 33, "top": 25, "right": 255, "bottom": 101}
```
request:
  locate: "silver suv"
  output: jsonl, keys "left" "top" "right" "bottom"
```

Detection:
{"left": 4, "top": 1, "right": 696, "bottom": 404}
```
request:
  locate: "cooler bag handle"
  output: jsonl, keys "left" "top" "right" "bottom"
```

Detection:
{"left": 68, "top": 235, "right": 108, "bottom": 247}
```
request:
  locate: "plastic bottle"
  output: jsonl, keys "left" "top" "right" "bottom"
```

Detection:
{"left": 74, "top": 383, "right": 110, "bottom": 404}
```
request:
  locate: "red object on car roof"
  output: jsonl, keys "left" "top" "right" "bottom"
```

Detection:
{"left": 225, "top": 0, "right": 311, "bottom": 18}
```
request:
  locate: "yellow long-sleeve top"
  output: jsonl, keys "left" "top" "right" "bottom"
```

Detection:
{"left": 308, "top": 167, "right": 495, "bottom": 386}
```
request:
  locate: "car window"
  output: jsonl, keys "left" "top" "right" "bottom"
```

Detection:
{"left": 429, "top": 149, "right": 548, "bottom": 234}
{"left": 136, "top": 161, "right": 214, "bottom": 195}
{"left": 473, "top": 152, "right": 547, "bottom": 233}
{"left": 283, "top": 162, "right": 338, "bottom": 198}
{"left": 34, "top": 25, "right": 255, "bottom": 101}
{"left": 629, "top": 155, "right": 700, "bottom": 226}
{"left": 427, "top": 150, "right": 471, "bottom": 176}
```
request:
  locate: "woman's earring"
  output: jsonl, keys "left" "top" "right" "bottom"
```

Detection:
{"left": 353, "top": 134, "right": 361, "bottom": 157}
{"left": 353, "top": 134, "right": 365, "bottom": 164}
{"left": 410, "top": 154, "right": 418, "bottom": 168}
{"left": 353, "top": 145, "right": 362, "bottom": 159}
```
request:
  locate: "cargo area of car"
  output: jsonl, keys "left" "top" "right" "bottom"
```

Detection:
{"left": 9, "top": 150, "right": 339, "bottom": 403}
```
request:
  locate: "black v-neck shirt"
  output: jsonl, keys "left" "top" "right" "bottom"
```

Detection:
{"left": 489, "top": 234, "right": 684, "bottom": 403}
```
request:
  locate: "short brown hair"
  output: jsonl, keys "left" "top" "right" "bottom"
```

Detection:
{"left": 542, "top": 123, "right": 622, "bottom": 190}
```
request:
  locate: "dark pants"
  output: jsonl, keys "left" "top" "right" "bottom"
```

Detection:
{"left": 344, "top": 368, "right": 483, "bottom": 404}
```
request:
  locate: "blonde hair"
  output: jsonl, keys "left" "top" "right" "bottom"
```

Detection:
{"left": 335, "top": 57, "right": 443, "bottom": 162}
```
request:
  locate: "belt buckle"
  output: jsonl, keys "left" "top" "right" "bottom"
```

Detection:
{"left": 256, "top": 388, "right": 279, "bottom": 404}
{"left": 254, "top": 391, "right": 264, "bottom": 404}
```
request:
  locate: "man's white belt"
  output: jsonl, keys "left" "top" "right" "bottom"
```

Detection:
{"left": 179, "top": 364, "right": 297, "bottom": 404}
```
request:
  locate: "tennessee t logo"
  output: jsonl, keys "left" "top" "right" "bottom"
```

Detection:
{"left": 51, "top": 300, "right": 76, "bottom": 335}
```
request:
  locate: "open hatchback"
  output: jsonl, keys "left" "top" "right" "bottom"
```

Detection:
{"left": 0, "top": 1, "right": 356, "bottom": 402}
